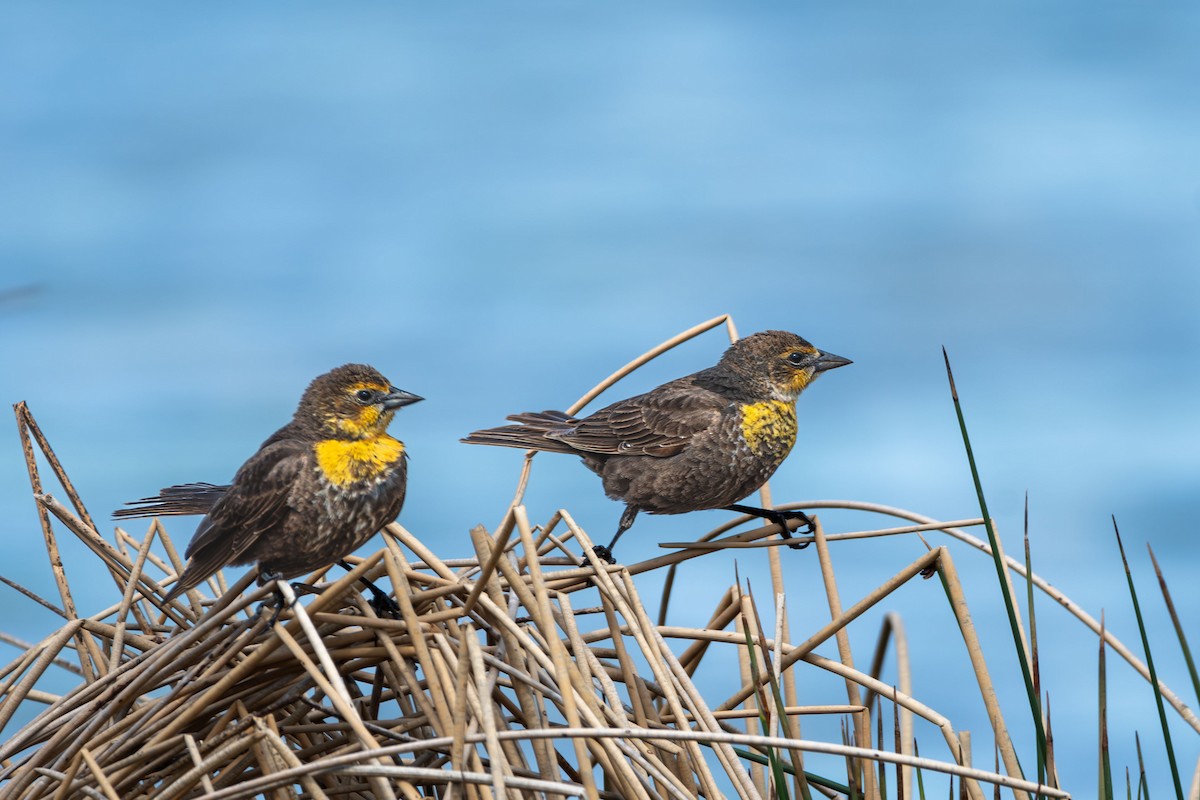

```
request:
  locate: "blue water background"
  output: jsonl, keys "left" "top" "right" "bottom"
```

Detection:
{"left": 2, "top": 3, "right": 1198, "bottom": 793}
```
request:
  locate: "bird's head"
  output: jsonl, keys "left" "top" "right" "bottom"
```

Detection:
{"left": 720, "top": 330, "right": 852, "bottom": 402}
{"left": 298, "top": 364, "right": 423, "bottom": 439}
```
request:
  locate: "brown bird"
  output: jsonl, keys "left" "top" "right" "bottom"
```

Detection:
{"left": 116, "top": 364, "right": 422, "bottom": 602}
{"left": 462, "top": 330, "right": 850, "bottom": 562}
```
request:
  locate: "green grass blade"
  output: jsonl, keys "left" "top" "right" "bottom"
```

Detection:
{"left": 1146, "top": 544, "right": 1199, "bottom": 707}
{"left": 876, "top": 697, "right": 888, "bottom": 799}
{"left": 994, "top": 745, "right": 1001, "bottom": 800}
{"left": 894, "top": 688, "right": 905, "bottom": 800}
{"left": 743, "top": 580, "right": 811, "bottom": 799}
{"left": 915, "top": 740, "right": 927, "bottom": 800}
{"left": 1044, "top": 692, "right": 1058, "bottom": 790}
{"left": 1100, "top": 611, "right": 1113, "bottom": 800}
{"left": 1134, "top": 731, "right": 1148, "bottom": 800}
{"left": 943, "top": 349, "right": 1046, "bottom": 772}
{"left": 731, "top": 747, "right": 853, "bottom": 795}
{"left": 739, "top": 608, "right": 791, "bottom": 800}
{"left": 1112, "top": 517, "right": 1183, "bottom": 799}
{"left": 1024, "top": 493, "right": 1047, "bottom": 795}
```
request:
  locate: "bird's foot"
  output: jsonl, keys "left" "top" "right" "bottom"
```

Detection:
{"left": 335, "top": 560, "right": 400, "bottom": 618}
{"left": 363, "top": 585, "right": 401, "bottom": 618}
{"left": 252, "top": 572, "right": 306, "bottom": 625}
{"left": 591, "top": 544, "right": 617, "bottom": 565}
{"left": 257, "top": 582, "right": 307, "bottom": 626}
{"left": 770, "top": 509, "right": 814, "bottom": 549}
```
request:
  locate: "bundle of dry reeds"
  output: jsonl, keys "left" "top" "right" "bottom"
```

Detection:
{"left": 4, "top": 317, "right": 1191, "bottom": 799}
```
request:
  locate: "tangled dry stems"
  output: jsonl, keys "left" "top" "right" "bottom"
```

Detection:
{"left": 9, "top": 316, "right": 1186, "bottom": 798}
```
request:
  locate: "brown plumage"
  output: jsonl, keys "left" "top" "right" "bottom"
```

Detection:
{"left": 116, "top": 364, "right": 422, "bottom": 602}
{"left": 463, "top": 330, "right": 850, "bottom": 562}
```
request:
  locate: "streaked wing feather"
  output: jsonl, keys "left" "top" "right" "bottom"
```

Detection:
{"left": 462, "top": 410, "right": 581, "bottom": 454}
{"left": 552, "top": 379, "right": 722, "bottom": 457}
{"left": 182, "top": 440, "right": 308, "bottom": 561}
{"left": 114, "top": 482, "right": 228, "bottom": 519}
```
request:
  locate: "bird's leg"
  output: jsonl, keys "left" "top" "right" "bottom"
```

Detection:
{"left": 338, "top": 560, "right": 400, "bottom": 618}
{"left": 593, "top": 505, "right": 639, "bottom": 564}
{"left": 724, "top": 504, "right": 814, "bottom": 550}
{"left": 256, "top": 570, "right": 296, "bottom": 626}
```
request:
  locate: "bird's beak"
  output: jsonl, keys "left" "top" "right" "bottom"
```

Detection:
{"left": 813, "top": 351, "right": 852, "bottom": 372}
{"left": 382, "top": 388, "right": 424, "bottom": 410}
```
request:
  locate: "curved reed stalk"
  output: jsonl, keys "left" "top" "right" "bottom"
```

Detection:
{"left": 7, "top": 320, "right": 1186, "bottom": 798}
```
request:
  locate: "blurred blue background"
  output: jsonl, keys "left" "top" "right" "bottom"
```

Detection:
{"left": 2, "top": 3, "right": 1197, "bottom": 794}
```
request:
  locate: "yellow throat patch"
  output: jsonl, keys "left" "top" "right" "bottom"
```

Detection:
{"left": 326, "top": 404, "right": 394, "bottom": 438}
{"left": 314, "top": 436, "right": 406, "bottom": 487}
{"left": 739, "top": 400, "right": 798, "bottom": 453}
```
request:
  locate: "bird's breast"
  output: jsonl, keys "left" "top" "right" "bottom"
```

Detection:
{"left": 738, "top": 400, "right": 798, "bottom": 455}
{"left": 313, "top": 436, "right": 406, "bottom": 488}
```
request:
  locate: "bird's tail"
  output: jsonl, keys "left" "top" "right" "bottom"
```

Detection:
{"left": 113, "top": 482, "right": 228, "bottom": 519}
{"left": 461, "top": 410, "right": 581, "bottom": 454}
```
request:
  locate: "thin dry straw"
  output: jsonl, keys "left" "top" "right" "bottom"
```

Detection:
{"left": 13, "top": 320, "right": 1193, "bottom": 799}
{"left": 812, "top": 518, "right": 881, "bottom": 800}
{"left": 865, "top": 612, "right": 915, "bottom": 799}
{"left": 565, "top": 314, "right": 737, "bottom": 416}
{"left": 184, "top": 726, "right": 1074, "bottom": 800}
{"left": 935, "top": 548, "right": 1024, "bottom": 800}
{"left": 770, "top": 498, "right": 1200, "bottom": 736}
{"left": 660, "top": 518, "right": 987, "bottom": 550}
{"left": 717, "top": 546, "right": 943, "bottom": 713}
{"left": 14, "top": 404, "right": 99, "bottom": 683}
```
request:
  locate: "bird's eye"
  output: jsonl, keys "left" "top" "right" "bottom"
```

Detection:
{"left": 355, "top": 389, "right": 374, "bottom": 403}
{"left": 786, "top": 352, "right": 806, "bottom": 366}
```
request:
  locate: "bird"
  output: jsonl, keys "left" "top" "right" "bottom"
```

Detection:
{"left": 462, "top": 330, "right": 850, "bottom": 562}
{"left": 115, "top": 364, "right": 422, "bottom": 603}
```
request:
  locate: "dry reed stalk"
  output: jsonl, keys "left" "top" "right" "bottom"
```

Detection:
{"left": 865, "top": 612, "right": 914, "bottom": 799}
{"left": 3, "top": 504, "right": 1049, "bottom": 797}
{"left": 14, "top": 320, "right": 1176, "bottom": 798}
{"left": 812, "top": 519, "right": 879, "bottom": 800}
{"left": 731, "top": 592, "right": 765, "bottom": 795}
{"left": 782, "top": 499, "right": 1200, "bottom": 736}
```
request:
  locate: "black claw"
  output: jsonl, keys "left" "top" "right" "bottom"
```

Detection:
{"left": 592, "top": 545, "right": 617, "bottom": 565}
{"left": 773, "top": 509, "right": 814, "bottom": 549}
{"left": 337, "top": 561, "right": 400, "bottom": 618}
{"left": 366, "top": 587, "right": 401, "bottom": 618}
{"left": 724, "top": 504, "right": 815, "bottom": 550}
{"left": 289, "top": 581, "right": 321, "bottom": 597}
{"left": 259, "top": 582, "right": 300, "bottom": 627}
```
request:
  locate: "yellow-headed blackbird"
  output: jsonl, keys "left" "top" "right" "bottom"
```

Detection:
{"left": 116, "top": 364, "right": 422, "bottom": 602}
{"left": 462, "top": 330, "right": 850, "bottom": 562}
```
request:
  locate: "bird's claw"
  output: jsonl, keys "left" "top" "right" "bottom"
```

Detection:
{"left": 772, "top": 510, "right": 814, "bottom": 549}
{"left": 365, "top": 587, "right": 401, "bottom": 618}
{"left": 591, "top": 544, "right": 617, "bottom": 565}
{"left": 257, "top": 580, "right": 307, "bottom": 626}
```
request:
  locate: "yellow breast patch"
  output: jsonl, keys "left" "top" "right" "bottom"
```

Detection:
{"left": 314, "top": 436, "right": 406, "bottom": 487}
{"left": 739, "top": 400, "right": 798, "bottom": 453}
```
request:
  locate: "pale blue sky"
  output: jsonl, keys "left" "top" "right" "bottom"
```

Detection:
{"left": 2, "top": 4, "right": 1198, "bottom": 792}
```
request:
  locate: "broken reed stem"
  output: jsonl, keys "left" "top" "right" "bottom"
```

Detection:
{"left": 866, "top": 612, "right": 915, "bottom": 799}
{"left": 936, "top": 550, "right": 1026, "bottom": 800}
{"left": 5, "top": 492, "right": 1190, "bottom": 799}
{"left": 1, "top": 501, "right": 1125, "bottom": 798}
{"left": 765, "top": 499, "right": 1200, "bottom": 736}
{"left": 565, "top": 315, "right": 734, "bottom": 416}
{"left": 660, "top": 517, "right": 988, "bottom": 550}
{"left": 813, "top": 517, "right": 880, "bottom": 800}
{"left": 9, "top": 322, "right": 1193, "bottom": 799}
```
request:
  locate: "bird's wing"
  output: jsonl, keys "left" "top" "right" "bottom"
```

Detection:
{"left": 113, "top": 482, "right": 229, "bottom": 519}
{"left": 551, "top": 378, "right": 724, "bottom": 457}
{"left": 182, "top": 439, "right": 309, "bottom": 565}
